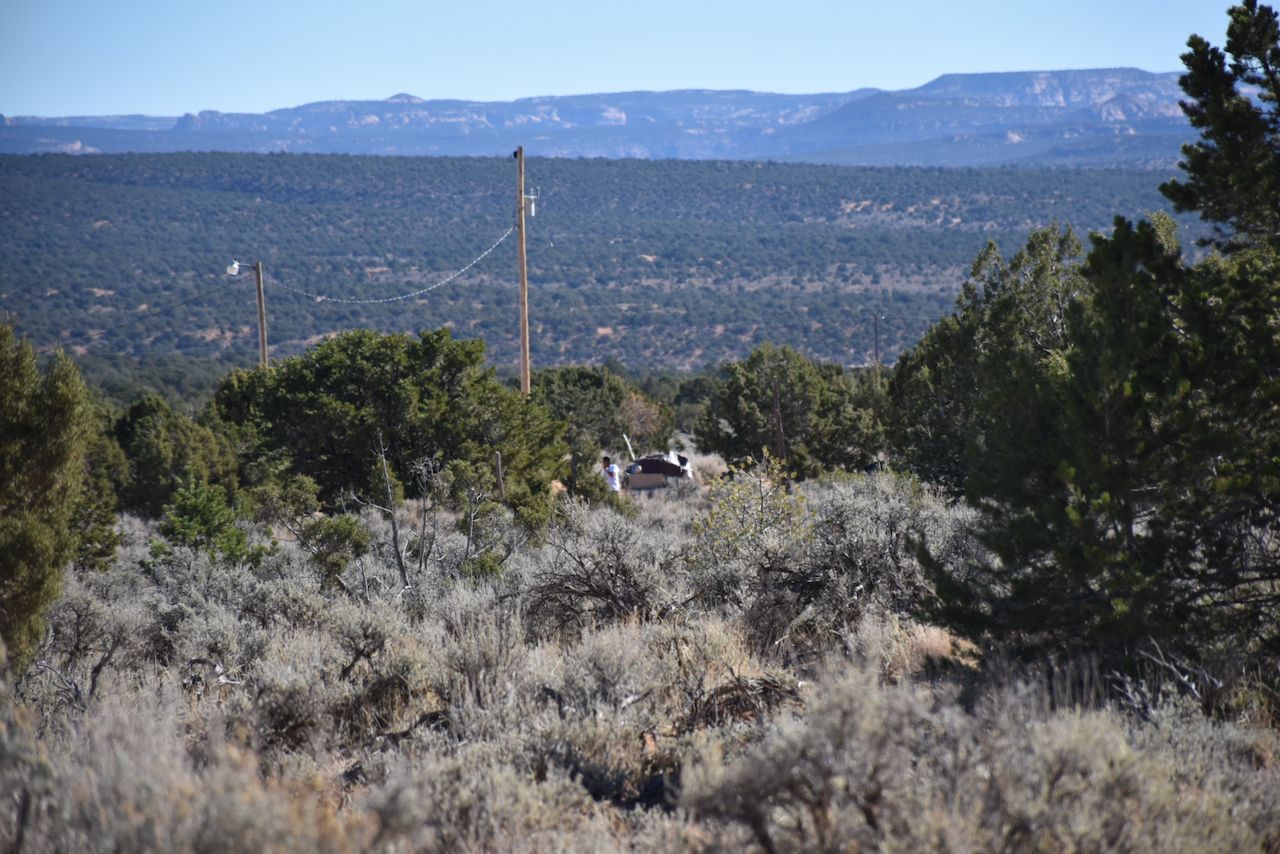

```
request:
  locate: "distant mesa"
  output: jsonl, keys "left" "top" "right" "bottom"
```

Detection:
{"left": 174, "top": 111, "right": 242, "bottom": 132}
{"left": 0, "top": 69, "right": 1193, "bottom": 168}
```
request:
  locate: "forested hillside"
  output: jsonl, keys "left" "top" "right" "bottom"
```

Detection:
{"left": 0, "top": 153, "right": 1199, "bottom": 376}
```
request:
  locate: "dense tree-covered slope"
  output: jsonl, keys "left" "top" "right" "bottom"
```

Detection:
{"left": 0, "top": 152, "right": 1197, "bottom": 370}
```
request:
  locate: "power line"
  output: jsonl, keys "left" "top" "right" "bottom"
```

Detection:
{"left": 40, "top": 224, "right": 514, "bottom": 353}
{"left": 267, "top": 227, "right": 515, "bottom": 305}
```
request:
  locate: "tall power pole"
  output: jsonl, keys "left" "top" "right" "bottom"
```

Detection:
{"left": 515, "top": 147, "right": 531, "bottom": 396}
{"left": 253, "top": 261, "right": 269, "bottom": 369}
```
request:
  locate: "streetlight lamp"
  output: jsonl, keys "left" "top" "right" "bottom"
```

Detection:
{"left": 227, "top": 259, "right": 268, "bottom": 368}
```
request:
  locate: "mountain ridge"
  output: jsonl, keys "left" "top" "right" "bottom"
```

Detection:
{"left": 1, "top": 68, "right": 1190, "bottom": 167}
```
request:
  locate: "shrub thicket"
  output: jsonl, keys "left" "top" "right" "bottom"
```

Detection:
{"left": 4, "top": 467, "right": 1275, "bottom": 852}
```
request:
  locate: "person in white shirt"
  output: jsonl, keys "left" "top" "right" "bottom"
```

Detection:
{"left": 601, "top": 455, "right": 621, "bottom": 492}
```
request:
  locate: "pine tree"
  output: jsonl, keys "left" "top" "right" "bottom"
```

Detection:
{"left": 695, "top": 344, "right": 884, "bottom": 479}
{"left": 1160, "top": 0, "right": 1280, "bottom": 252}
{"left": 890, "top": 226, "right": 1083, "bottom": 497}
{"left": 213, "top": 328, "right": 566, "bottom": 528}
{"left": 113, "top": 393, "right": 238, "bottom": 517}
{"left": 72, "top": 399, "right": 127, "bottom": 572}
{"left": 929, "top": 215, "right": 1280, "bottom": 663}
{"left": 0, "top": 325, "right": 92, "bottom": 671}
{"left": 158, "top": 474, "right": 251, "bottom": 564}
{"left": 922, "top": 6, "right": 1280, "bottom": 667}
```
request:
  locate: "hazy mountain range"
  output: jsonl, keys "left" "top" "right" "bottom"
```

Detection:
{"left": 1, "top": 68, "right": 1191, "bottom": 167}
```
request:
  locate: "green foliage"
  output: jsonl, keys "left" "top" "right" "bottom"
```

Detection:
{"left": 157, "top": 475, "right": 252, "bottom": 565}
{"left": 249, "top": 474, "right": 370, "bottom": 589}
{"left": 891, "top": 11, "right": 1280, "bottom": 665}
{"left": 672, "top": 372, "right": 720, "bottom": 432}
{"left": 617, "top": 388, "right": 676, "bottom": 454}
{"left": 1161, "top": 0, "right": 1280, "bottom": 252}
{"left": 918, "top": 6, "right": 1280, "bottom": 668}
{"left": 693, "top": 454, "right": 811, "bottom": 558}
{"left": 72, "top": 350, "right": 255, "bottom": 409}
{"left": 688, "top": 452, "right": 812, "bottom": 610}
{"left": 298, "top": 515, "right": 372, "bottom": 589}
{"left": 807, "top": 365, "right": 889, "bottom": 475}
{"left": 247, "top": 472, "right": 324, "bottom": 526}
{"left": 887, "top": 313, "right": 978, "bottom": 495}
{"left": 112, "top": 393, "right": 238, "bottom": 517}
{"left": 695, "top": 344, "right": 885, "bottom": 479}
{"left": 560, "top": 432, "right": 615, "bottom": 507}
{"left": 432, "top": 460, "right": 510, "bottom": 576}
{"left": 533, "top": 364, "right": 673, "bottom": 504}
{"left": 0, "top": 326, "right": 92, "bottom": 671}
{"left": 216, "top": 328, "right": 565, "bottom": 528}
{"left": 922, "top": 214, "right": 1280, "bottom": 665}
{"left": 891, "top": 225, "right": 1084, "bottom": 496}
{"left": 71, "top": 403, "right": 127, "bottom": 572}
{"left": 534, "top": 366, "right": 633, "bottom": 453}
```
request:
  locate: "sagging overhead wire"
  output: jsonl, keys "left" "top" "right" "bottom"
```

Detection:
{"left": 266, "top": 227, "right": 515, "bottom": 305}
{"left": 46, "top": 225, "right": 514, "bottom": 352}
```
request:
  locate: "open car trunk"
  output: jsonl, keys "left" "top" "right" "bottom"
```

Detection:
{"left": 625, "top": 451, "right": 693, "bottom": 491}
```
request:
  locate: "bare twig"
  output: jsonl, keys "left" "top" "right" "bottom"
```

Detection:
{"left": 32, "top": 662, "right": 85, "bottom": 711}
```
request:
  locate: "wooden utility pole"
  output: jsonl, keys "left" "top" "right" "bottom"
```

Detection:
{"left": 253, "top": 261, "right": 269, "bottom": 368}
{"left": 515, "top": 147, "right": 531, "bottom": 396}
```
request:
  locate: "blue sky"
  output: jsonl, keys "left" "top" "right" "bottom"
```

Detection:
{"left": 1, "top": 0, "right": 1231, "bottom": 116}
